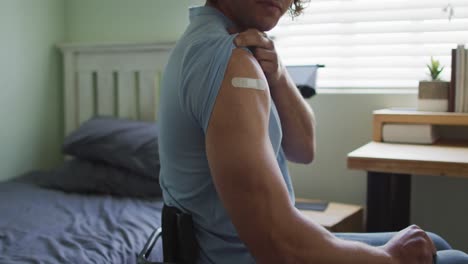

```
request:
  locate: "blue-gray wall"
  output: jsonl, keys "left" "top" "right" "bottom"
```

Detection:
{"left": 0, "top": 0, "right": 65, "bottom": 180}
{"left": 65, "top": 0, "right": 199, "bottom": 43}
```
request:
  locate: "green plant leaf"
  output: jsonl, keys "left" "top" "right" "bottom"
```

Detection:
{"left": 426, "top": 57, "right": 444, "bottom": 81}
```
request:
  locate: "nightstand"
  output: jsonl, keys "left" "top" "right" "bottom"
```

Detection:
{"left": 296, "top": 198, "right": 364, "bottom": 232}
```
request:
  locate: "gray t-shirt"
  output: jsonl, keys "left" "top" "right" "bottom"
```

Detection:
{"left": 158, "top": 6, "right": 295, "bottom": 264}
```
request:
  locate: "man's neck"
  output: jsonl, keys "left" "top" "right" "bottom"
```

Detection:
{"left": 205, "top": 1, "right": 246, "bottom": 31}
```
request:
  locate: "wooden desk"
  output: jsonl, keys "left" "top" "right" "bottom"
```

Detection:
{"left": 348, "top": 141, "right": 468, "bottom": 232}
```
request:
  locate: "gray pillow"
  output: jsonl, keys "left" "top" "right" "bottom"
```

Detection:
{"left": 63, "top": 117, "right": 159, "bottom": 179}
{"left": 20, "top": 159, "right": 162, "bottom": 198}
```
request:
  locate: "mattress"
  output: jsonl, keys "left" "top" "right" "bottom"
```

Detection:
{"left": 0, "top": 175, "right": 163, "bottom": 264}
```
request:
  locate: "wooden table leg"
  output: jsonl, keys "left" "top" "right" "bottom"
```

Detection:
{"left": 366, "top": 172, "right": 411, "bottom": 232}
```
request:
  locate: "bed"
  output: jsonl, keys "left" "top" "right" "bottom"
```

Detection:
{"left": 0, "top": 41, "right": 174, "bottom": 263}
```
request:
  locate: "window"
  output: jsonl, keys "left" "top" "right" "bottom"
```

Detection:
{"left": 270, "top": 0, "right": 468, "bottom": 90}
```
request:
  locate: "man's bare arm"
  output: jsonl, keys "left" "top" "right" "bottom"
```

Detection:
{"left": 233, "top": 29, "right": 316, "bottom": 164}
{"left": 205, "top": 48, "right": 397, "bottom": 263}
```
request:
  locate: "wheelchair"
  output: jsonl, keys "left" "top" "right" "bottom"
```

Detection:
{"left": 137, "top": 205, "right": 199, "bottom": 264}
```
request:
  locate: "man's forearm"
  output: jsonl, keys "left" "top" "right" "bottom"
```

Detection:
{"left": 269, "top": 68, "right": 316, "bottom": 163}
{"left": 273, "top": 208, "right": 393, "bottom": 264}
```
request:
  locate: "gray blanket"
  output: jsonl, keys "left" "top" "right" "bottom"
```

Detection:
{"left": 0, "top": 178, "right": 163, "bottom": 263}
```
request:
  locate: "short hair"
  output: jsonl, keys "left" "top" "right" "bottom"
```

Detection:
{"left": 289, "top": 0, "right": 309, "bottom": 17}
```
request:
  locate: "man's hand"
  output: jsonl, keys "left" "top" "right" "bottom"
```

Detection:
{"left": 228, "top": 27, "right": 316, "bottom": 164}
{"left": 382, "top": 225, "right": 437, "bottom": 264}
{"left": 230, "top": 28, "right": 285, "bottom": 90}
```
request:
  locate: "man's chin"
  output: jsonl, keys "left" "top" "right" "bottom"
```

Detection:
{"left": 255, "top": 20, "right": 279, "bottom": 32}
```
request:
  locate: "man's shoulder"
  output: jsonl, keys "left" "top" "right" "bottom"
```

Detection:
{"left": 176, "top": 34, "right": 256, "bottom": 78}
{"left": 228, "top": 48, "right": 260, "bottom": 75}
{"left": 177, "top": 25, "right": 234, "bottom": 58}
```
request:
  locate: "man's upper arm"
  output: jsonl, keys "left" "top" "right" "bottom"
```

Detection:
{"left": 205, "top": 48, "right": 294, "bottom": 261}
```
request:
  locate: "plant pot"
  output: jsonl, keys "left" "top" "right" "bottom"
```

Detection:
{"left": 417, "top": 80, "right": 449, "bottom": 112}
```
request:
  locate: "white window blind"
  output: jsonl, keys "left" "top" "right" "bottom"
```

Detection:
{"left": 270, "top": 0, "right": 468, "bottom": 90}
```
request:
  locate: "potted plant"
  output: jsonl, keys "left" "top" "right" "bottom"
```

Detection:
{"left": 417, "top": 57, "right": 450, "bottom": 112}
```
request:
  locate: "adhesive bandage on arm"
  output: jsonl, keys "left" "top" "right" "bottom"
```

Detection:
{"left": 231, "top": 77, "right": 268, "bottom": 91}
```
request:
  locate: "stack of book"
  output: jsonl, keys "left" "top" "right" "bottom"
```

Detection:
{"left": 382, "top": 123, "right": 439, "bottom": 145}
{"left": 450, "top": 45, "right": 468, "bottom": 112}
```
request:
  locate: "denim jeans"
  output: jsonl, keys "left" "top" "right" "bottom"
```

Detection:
{"left": 334, "top": 232, "right": 468, "bottom": 264}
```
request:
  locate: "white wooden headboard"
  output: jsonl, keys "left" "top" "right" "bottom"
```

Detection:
{"left": 58, "top": 42, "right": 174, "bottom": 136}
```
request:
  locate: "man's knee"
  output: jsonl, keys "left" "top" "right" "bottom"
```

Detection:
{"left": 427, "top": 232, "right": 452, "bottom": 250}
{"left": 436, "top": 250, "right": 468, "bottom": 264}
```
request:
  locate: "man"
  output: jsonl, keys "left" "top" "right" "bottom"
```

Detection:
{"left": 158, "top": 0, "right": 468, "bottom": 263}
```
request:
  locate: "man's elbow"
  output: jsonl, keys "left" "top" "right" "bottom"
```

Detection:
{"left": 298, "top": 147, "right": 315, "bottom": 164}
{"left": 286, "top": 145, "right": 315, "bottom": 164}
